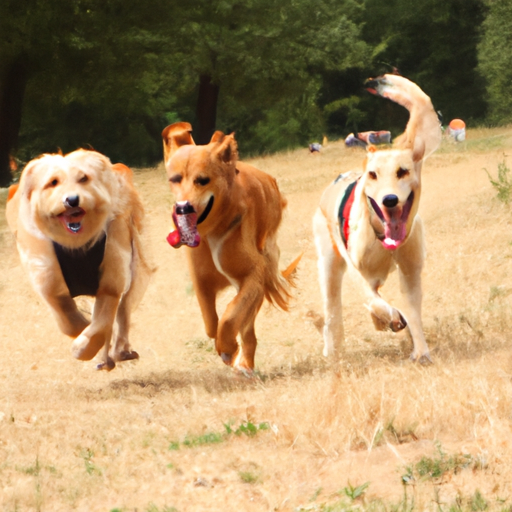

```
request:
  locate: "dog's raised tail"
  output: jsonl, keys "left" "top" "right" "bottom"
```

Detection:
{"left": 365, "top": 74, "right": 442, "bottom": 159}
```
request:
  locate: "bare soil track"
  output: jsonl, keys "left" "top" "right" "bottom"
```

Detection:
{"left": 2, "top": 128, "right": 512, "bottom": 511}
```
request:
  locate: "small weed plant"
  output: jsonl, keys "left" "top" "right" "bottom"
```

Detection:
{"left": 402, "top": 443, "right": 473, "bottom": 484}
{"left": 485, "top": 157, "right": 512, "bottom": 204}
{"left": 79, "top": 448, "right": 102, "bottom": 476}
{"left": 168, "top": 420, "right": 270, "bottom": 450}
{"left": 238, "top": 470, "right": 261, "bottom": 484}
{"left": 343, "top": 481, "right": 370, "bottom": 501}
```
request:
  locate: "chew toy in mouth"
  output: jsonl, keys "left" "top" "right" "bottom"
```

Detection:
{"left": 368, "top": 192, "right": 414, "bottom": 250}
{"left": 166, "top": 201, "right": 201, "bottom": 248}
{"left": 58, "top": 207, "right": 86, "bottom": 234}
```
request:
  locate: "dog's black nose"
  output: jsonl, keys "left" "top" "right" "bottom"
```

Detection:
{"left": 382, "top": 194, "right": 399, "bottom": 208}
{"left": 64, "top": 195, "right": 80, "bottom": 208}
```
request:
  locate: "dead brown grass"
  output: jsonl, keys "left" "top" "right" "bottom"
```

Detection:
{"left": 2, "top": 128, "right": 512, "bottom": 511}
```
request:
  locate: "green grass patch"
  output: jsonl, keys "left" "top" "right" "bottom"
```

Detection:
{"left": 168, "top": 420, "right": 270, "bottom": 451}
{"left": 78, "top": 447, "right": 102, "bottom": 476}
{"left": 182, "top": 431, "right": 224, "bottom": 448}
{"left": 401, "top": 443, "right": 478, "bottom": 484}
{"left": 238, "top": 470, "right": 261, "bottom": 484}
{"left": 297, "top": 488, "right": 502, "bottom": 512}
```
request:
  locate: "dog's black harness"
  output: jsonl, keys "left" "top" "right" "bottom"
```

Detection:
{"left": 53, "top": 235, "right": 107, "bottom": 297}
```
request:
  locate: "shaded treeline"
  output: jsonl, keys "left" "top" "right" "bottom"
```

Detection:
{"left": 0, "top": 0, "right": 509, "bottom": 185}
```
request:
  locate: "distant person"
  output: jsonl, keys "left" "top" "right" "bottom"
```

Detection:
{"left": 345, "top": 131, "right": 391, "bottom": 148}
{"left": 447, "top": 119, "right": 466, "bottom": 142}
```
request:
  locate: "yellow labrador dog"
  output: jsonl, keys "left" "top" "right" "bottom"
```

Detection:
{"left": 313, "top": 74, "right": 441, "bottom": 363}
{"left": 6, "top": 149, "right": 152, "bottom": 370}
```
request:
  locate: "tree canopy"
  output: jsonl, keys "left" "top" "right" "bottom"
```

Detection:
{"left": 0, "top": 0, "right": 506, "bottom": 186}
{"left": 478, "top": 0, "right": 512, "bottom": 124}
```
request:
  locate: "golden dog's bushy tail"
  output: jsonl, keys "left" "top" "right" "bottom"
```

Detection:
{"left": 264, "top": 252, "right": 302, "bottom": 311}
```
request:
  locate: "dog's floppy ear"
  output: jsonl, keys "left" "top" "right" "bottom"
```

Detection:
{"left": 18, "top": 157, "right": 45, "bottom": 201}
{"left": 212, "top": 133, "right": 238, "bottom": 164}
{"left": 162, "top": 122, "right": 195, "bottom": 163}
{"left": 365, "top": 74, "right": 441, "bottom": 161}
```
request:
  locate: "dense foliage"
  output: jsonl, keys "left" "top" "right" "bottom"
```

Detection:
{"left": 0, "top": 0, "right": 506, "bottom": 185}
{"left": 478, "top": 0, "right": 512, "bottom": 125}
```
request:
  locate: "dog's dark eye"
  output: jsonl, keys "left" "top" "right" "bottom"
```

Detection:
{"left": 397, "top": 168, "right": 409, "bottom": 179}
{"left": 368, "top": 171, "right": 377, "bottom": 180}
{"left": 79, "top": 175, "right": 88, "bottom": 183}
{"left": 195, "top": 176, "right": 210, "bottom": 186}
{"left": 169, "top": 174, "right": 182, "bottom": 184}
{"left": 47, "top": 178, "right": 59, "bottom": 188}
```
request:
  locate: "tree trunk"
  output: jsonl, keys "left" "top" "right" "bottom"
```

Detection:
{"left": 195, "top": 73, "right": 220, "bottom": 145}
{"left": 0, "top": 56, "right": 29, "bottom": 187}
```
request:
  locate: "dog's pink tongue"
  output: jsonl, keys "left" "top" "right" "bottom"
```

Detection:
{"left": 382, "top": 211, "right": 406, "bottom": 250}
{"left": 166, "top": 202, "right": 200, "bottom": 248}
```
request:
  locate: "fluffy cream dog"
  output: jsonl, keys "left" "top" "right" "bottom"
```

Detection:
{"left": 6, "top": 149, "right": 152, "bottom": 370}
{"left": 313, "top": 75, "right": 441, "bottom": 363}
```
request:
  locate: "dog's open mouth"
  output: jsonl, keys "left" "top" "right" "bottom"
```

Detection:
{"left": 197, "top": 195, "right": 214, "bottom": 225}
{"left": 166, "top": 196, "right": 214, "bottom": 249}
{"left": 166, "top": 201, "right": 201, "bottom": 248}
{"left": 58, "top": 207, "right": 86, "bottom": 234}
{"left": 368, "top": 192, "right": 414, "bottom": 250}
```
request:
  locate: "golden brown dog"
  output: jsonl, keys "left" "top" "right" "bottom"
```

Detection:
{"left": 162, "top": 122, "right": 298, "bottom": 373}
{"left": 313, "top": 75, "right": 441, "bottom": 363}
{"left": 6, "top": 149, "right": 153, "bottom": 370}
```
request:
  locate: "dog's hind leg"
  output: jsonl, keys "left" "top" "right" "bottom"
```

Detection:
{"left": 109, "top": 250, "right": 153, "bottom": 363}
{"left": 313, "top": 209, "right": 346, "bottom": 359}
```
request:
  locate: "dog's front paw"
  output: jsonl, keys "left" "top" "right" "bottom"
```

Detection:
{"left": 410, "top": 351, "right": 433, "bottom": 365}
{"left": 115, "top": 350, "right": 140, "bottom": 362}
{"left": 368, "top": 299, "right": 407, "bottom": 332}
{"left": 71, "top": 331, "right": 105, "bottom": 361}
{"left": 96, "top": 357, "right": 116, "bottom": 371}
{"left": 390, "top": 312, "right": 407, "bottom": 332}
{"left": 220, "top": 352, "right": 234, "bottom": 366}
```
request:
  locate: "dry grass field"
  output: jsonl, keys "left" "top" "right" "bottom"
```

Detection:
{"left": 2, "top": 127, "right": 512, "bottom": 511}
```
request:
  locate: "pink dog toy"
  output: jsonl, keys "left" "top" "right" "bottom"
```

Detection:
{"left": 166, "top": 201, "right": 201, "bottom": 248}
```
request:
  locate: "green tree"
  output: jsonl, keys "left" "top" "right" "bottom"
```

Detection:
{"left": 319, "top": 0, "right": 487, "bottom": 139}
{"left": 364, "top": 0, "right": 487, "bottom": 124}
{"left": 163, "top": 0, "right": 370, "bottom": 145}
{"left": 478, "top": 0, "right": 512, "bottom": 124}
{"left": 0, "top": 0, "right": 369, "bottom": 186}
{"left": 0, "top": 0, "right": 181, "bottom": 186}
